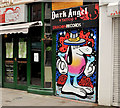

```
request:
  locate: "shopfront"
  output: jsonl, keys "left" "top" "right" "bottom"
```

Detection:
{"left": 1, "top": 2, "right": 56, "bottom": 95}
{"left": 106, "top": 2, "right": 120, "bottom": 106}
{"left": 52, "top": 4, "right": 99, "bottom": 102}
{"left": 0, "top": 2, "right": 99, "bottom": 103}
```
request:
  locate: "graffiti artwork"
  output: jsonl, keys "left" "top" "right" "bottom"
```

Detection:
{"left": 56, "top": 28, "right": 97, "bottom": 102}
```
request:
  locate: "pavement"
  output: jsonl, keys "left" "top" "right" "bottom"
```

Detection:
{"left": 0, "top": 88, "right": 116, "bottom": 107}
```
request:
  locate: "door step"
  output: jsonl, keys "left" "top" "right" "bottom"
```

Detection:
{"left": 28, "top": 86, "right": 54, "bottom": 95}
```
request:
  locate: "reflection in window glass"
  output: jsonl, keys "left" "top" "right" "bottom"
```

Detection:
{"left": 6, "top": 43, "right": 13, "bottom": 58}
{"left": 5, "top": 63, "right": 14, "bottom": 83}
{"left": 4, "top": 35, "right": 14, "bottom": 83}
{"left": 44, "top": 40, "right": 52, "bottom": 88}
{"left": 29, "top": 26, "right": 41, "bottom": 86}
{"left": 18, "top": 38, "right": 27, "bottom": 59}
{"left": 17, "top": 63, "right": 27, "bottom": 84}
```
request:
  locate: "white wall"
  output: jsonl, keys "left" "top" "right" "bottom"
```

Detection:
{"left": 98, "top": 4, "right": 113, "bottom": 106}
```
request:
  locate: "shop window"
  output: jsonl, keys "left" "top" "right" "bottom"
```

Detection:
{"left": 44, "top": 40, "right": 52, "bottom": 88}
{"left": 5, "top": 62, "right": 14, "bottom": 83}
{"left": 44, "top": 2, "right": 52, "bottom": 39}
{"left": 17, "top": 63, "right": 27, "bottom": 84}
{"left": 30, "top": 3, "right": 41, "bottom": 22}
{"left": 4, "top": 35, "right": 14, "bottom": 83}
{"left": 17, "top": 37, "right": 27, "bottom": 85}
{"left": 18, "top": 38, "right": 27, "bottom": 59}
{"left": 5, "top": 36, "right": 13, "bottom": 59}
{"left": 29, "top": 26, "right": 42, "bottom": 86}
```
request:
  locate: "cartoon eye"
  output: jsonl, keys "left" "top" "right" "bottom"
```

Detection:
{"left": 60, "top": 32, "right": 62, "bottom": 35}
{"left": 73, "top": 34, "right": 76, "bottom": 38}
{"left": 76, "top": 33, "right": 78, "bottom": 38}
{"left": 70, "top": 33, "right": 72, "bottom": 38}
{"left": 64, "top": 31, "right": 66, "bottom": 35}
{"left": 88, "top": 42, "right": 92, "bottom": 47}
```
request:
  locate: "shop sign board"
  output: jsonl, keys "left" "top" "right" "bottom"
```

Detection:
{"left": 107, "top": 2, "right": 120, "bottom": 17}
{"left": 52, "top": 4, "right": 99, "bottom": 30}
{"left": 0, "top": 4, "right": 27, "bottom": 25}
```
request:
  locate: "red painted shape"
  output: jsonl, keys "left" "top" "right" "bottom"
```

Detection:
{"left": 79, "top": 30, "right": 94, "bottom": 47}
{"left": 57, "top": 75, "right": 68, "bottom": 86}
{"left": 59, "top": 32, "right": 70, "bottom": 52}
{"left": 78, "top": 76, "right": 94, "bottom": 88}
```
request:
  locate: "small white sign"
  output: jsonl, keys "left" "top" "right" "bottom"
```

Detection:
{"left": 34, "top": 53, "right": 39, "bottom": 62}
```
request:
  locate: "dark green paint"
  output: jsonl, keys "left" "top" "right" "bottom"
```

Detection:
{"left": 27, "top": 35, "right": 31, "bottom": 87}
{"left": 3, "top": 83, "right": 15, "bottom": 89}
{"left": 28, "top": 88, "right": 54, "bottom": 95}
{"left": 0, "top": 35, "right": 2, "bottom": 87}
{"left": 13, "top": 37, "right": 18, "bottom": 87}
{"left": 2, "top": 35, "right": 5, "bottom": 87}
{"left": 52, "top": 32, "right": 56, "bottom": 95}
{"left": 28, "top": 5, "right": 31, "bottom": 22}
{"left": 41, "top": 2, "right": 45, "bottom": 88}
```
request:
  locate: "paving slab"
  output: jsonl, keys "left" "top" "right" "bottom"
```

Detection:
{"left": 0, "top": 88, "right": 115, "bottom": 107}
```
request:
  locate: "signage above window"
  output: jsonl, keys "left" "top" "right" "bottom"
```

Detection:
{"left": 52, "top": 4, "right": 99, "bottom": 30}
{"left": 107, "top": 2, "right": 120, "bottom": 17}
{"left": 0, "top": 4, "right": 27, "bottom": 25}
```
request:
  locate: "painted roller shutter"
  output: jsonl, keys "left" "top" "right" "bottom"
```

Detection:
{"left": 113, "top": 17, "right": 120, "bottom": 106}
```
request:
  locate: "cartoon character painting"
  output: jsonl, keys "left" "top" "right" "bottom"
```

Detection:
{"left": 56, "top": 29, "right": 97, "bottom": 101}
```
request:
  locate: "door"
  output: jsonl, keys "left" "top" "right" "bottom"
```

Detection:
{"left": 3, "top": 34, "right": 28, "bottom": 90}
{"left": 28, "top": 26, "right": 54, "bottom": 95}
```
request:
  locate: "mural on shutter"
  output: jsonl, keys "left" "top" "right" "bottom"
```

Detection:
{"left": 56, "top": 28, "right": 97, "bottom": 102}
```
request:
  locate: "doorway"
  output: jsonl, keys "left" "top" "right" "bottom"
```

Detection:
{"left": 3, "top": 33, "right": 28, "bottom": 90}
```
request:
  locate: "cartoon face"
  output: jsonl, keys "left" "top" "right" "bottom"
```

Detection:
{"left": 56, "top": 29, "right": 97, "bottom": 101}
{"left": 72, "top": 46, "right": 92, "bottom": 55}
{"left": 66, "top": 45, "right": 92, "bottom": 75}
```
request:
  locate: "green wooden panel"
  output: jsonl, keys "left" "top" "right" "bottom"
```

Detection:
{"left": 28, "top": 88, "right": 54, "bottom": 95}
{"left": 16, "top": 84, "right": 27, "bottom": 91}
{"left": 3, "top": 82, "right": 15, "bottom": 89}
{"left": 52, "top": 32, "right": 56, "bottom": 95}
{"left": 13, "top": 37, "right": 18, "bottom": 87}
{"left": 0, "top": 35, "right": 2, "bottom": 87}
{"left": 2, "top": 35, "right": 6, "bottom": 87}
{"left": 27, "top": 36, "right": 31, "bottom": 87}
{"left": 41, "top": 2, "right": 44, "bottom": 88}
{"left": 28, "top": 5, "right": 31, "bottom": 22}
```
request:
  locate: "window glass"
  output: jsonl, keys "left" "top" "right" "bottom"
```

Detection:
{"left": 44, "top": 40, "right": 52, "bottom": 88}
{"left": 5, "top": 36, "right": 13, "bottom": 59}
{"left": 30, "top": 3, "right": 41, "bottom": 22}
{"left": 18, "top": 38, "right": 27, "bottom": 59}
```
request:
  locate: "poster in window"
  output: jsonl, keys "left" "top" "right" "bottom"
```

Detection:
{"left": 19, "top": 42, "right": 27, "bottom": 58}
{"left": 5, "top": 63, "right": 14, "bottom": 83}
{"left": 34, "top": 53, "right": 39, "bottom": 62}
{"left": 6, "top": 43, "right": 13, "bottom": 58}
